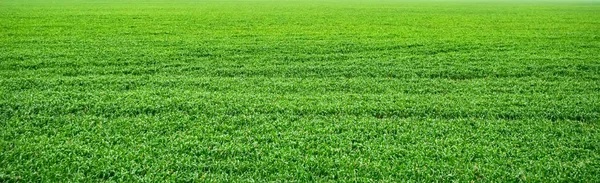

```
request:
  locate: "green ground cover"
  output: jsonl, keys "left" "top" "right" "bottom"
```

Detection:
{"left": 1, "top": 0, "right": 599, "bottom": 181}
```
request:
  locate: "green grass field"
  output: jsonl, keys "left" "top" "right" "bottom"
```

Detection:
{"left": 1, "top": 0, "right": 599, "bottom": 182}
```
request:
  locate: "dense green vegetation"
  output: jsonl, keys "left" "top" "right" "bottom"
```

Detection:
{"left": 1, "top": 0, "right": 599, "bottom": 181}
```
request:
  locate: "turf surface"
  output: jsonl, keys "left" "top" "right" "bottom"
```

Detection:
{"left": 1, "top": 0, "right": 599, "bottom": 182}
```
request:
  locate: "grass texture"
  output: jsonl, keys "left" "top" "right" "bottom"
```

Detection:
{"left": 1, "top": 0, "right": 599, "bottom": 182}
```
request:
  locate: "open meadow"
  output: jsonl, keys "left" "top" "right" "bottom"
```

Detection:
{"left": 1, "top": 0, "right": 599, "bottom": 181}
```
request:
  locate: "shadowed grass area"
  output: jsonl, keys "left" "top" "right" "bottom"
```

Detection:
{"left": 1, "top": 0, "right": 599, "bottom": 181}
